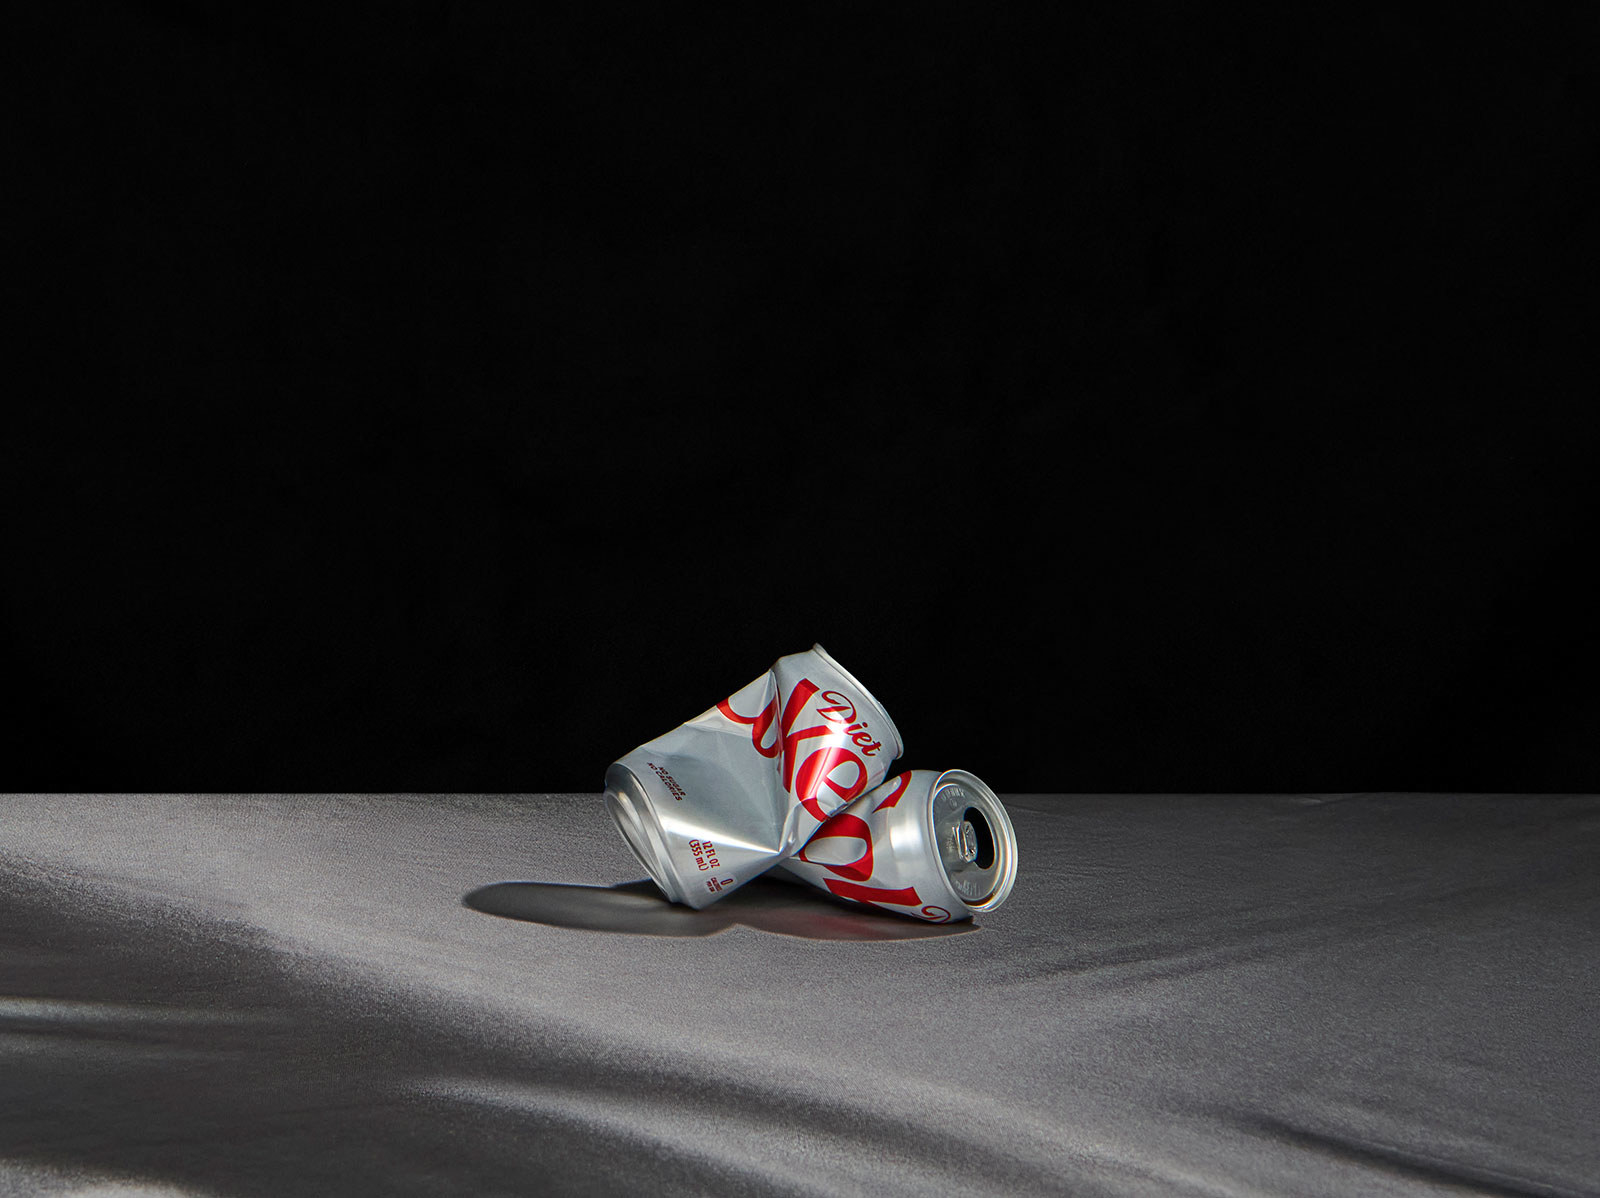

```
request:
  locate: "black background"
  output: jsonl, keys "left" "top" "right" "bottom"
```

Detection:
{"left": 6, "top": 5, "right": 1596, "bottom": 793}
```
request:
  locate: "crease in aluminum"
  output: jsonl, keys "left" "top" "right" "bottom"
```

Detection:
{"left": 603, "top": 644, "right": 904, "bottom": 909}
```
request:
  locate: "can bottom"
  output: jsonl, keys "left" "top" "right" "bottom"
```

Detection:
{"left": 603, "top": 765, "right": 683, "bottom": 904}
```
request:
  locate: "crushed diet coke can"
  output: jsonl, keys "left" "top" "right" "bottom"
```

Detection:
{"left": 772, "top": 769, "right": 1018, "bottom": 922}
{"left": 603, "top": 645, "right": 904, "bottom": 909}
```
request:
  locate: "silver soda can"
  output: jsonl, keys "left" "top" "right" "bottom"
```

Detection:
{"left": 772, "top": 769, "right": 1018, "bottom": 922}
{"left": 603, "top": 644, "right": 904, "bottom": 909}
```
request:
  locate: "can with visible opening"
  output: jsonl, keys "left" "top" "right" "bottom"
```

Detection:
{"left": 603, "top": 645, "right": 904, "bottom": 909}
{"left": 771, "top": 768, "right": 1018, "bottom": 922}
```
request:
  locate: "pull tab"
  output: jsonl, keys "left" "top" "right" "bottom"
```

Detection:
{"left": 953, "top": 819, "right": 979, "bottom": 864}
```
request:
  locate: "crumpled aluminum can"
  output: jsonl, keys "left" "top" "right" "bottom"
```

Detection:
{"left": 603, "top": 645, "right": 903, "bottom": 909}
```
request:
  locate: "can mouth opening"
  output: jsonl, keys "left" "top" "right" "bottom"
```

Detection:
{"left": 931, "top": 769, "right": 1018, "bottom": 913}
{"left": 962, "top": 806, "right": 997, "bottom": 870}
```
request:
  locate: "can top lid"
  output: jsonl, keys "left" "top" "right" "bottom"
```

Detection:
{"left": 810, "top": 642, "right": 905, "bottom": 761}
{"left": 930, "top": 770, "right": 1018, "bottom": 912}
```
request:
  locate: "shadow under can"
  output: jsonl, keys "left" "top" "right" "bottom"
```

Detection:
{"left": 463, "top": 876, "right": 978, "bottom": 941}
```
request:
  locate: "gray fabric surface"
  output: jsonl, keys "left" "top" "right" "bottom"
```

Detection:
{"left": 1, "top": 793, "right": 1596, "bottom": 1196}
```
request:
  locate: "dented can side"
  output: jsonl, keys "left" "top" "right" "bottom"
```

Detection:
{"left": 773, "top": 768, "right": 1018, "bottom": 922}
{"left": 603, "top": 644, "right": 903, "bottom": 909}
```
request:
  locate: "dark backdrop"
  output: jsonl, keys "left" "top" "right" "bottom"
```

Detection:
{"left": 6, "top": 5, "right": 1596, "bottom": 793}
